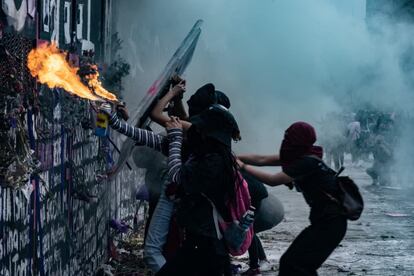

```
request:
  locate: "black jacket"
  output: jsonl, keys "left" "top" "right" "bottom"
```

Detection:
{"left": 283, "top": 156, "right": 343, "bottom": 223}
{"left": 175, "top": 153, "right": 231, "bottom": 239}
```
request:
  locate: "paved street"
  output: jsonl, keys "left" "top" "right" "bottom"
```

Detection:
{"left": 245, "top": 155, "right": 414, "bottom": 275}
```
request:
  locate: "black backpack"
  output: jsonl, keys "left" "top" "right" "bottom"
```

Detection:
{"left": 309, "top": 156, "right": 364, "bottom": 221}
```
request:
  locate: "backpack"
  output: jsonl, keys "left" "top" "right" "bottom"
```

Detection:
{"left": 308, "top": 156, "right": 364, "bottom": 221}
{"left": 321, "top": 168, "right": 364, "bottom": 221}
{"left": 204, "top": 173, "right": 254, "bottom": 256}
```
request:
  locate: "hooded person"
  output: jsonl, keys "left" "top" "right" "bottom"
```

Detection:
{"left": 156, "top": 105, "right": 241, "bottom": 276}
{"left": 150, "top": 82, "right": 231, "bottom": 130}
{"left": 140, "top": 83, "right": 236, "bottom": 272}
{"left": 238, "top": 122, "right": 347, "bottom": 276}
{"left": 187, "top": 83, "right": 230, "bottom": 118}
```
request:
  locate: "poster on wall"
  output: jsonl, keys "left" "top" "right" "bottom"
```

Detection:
{"left": 1, "top": 0, "right": 36, "bottom": 37}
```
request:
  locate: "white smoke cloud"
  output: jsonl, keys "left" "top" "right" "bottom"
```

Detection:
{"left": 114, "top": 0, "right": 414, "bottom": 156}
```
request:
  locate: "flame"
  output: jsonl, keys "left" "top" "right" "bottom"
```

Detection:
{"left": 27, "top": 43, "right": 118, "bottom": 102}
{"left": 86, "top": 65, "right": 118, "bottom": 101}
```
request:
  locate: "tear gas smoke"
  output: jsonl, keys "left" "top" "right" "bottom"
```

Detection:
{"left": 114, "top": 0, "right": 414, "bottom": 182}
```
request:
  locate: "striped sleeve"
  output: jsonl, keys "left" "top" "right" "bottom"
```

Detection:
{"left": 108, "top": 112, "right": 166, "bottom": 152}
{"left": 166, "top": 128, "right": 184, "bottom": 183}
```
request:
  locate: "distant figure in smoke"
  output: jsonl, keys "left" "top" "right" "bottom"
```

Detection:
{"left": 238, "top": 122, "right": 347, "bottom": 276}
{"left": 347, "top": 120, "right": 361, "bottom": 163}
{"left": 319, "top": 113, "right": 346, "bottom": 171}
{"left": 366, "top": 116, "right": 394, "bottom": 186}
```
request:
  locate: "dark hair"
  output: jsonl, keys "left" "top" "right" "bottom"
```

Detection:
{"left": 214, "top": 140, "right": 242, "bottom": 202}
{"left": 187, "top": 127, "right": 241, "bottom": 201}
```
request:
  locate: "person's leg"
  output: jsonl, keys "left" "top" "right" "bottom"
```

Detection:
{"left": 198, "top": 239, "right": 231, "bottom": 276}
{"left": 256, "top": 236, "right": 266, "bottom": 261}
{"left": 278, "top": 217, "right": 347, "bottom": 276}
{"left": 202, "top": 252, "right": 231, "bottom": 276}
{"left": 327, "top": 150, "right": 333, "bottom": 168}
{"left": 378, "top": 161, "right": 392, "bottom": 186}
{"left": 333, "top": 149, "right": 341, "bottom": 170}
{"left": 248, "top": 200, "right": 264, "bottom": 269}
{"left": 144, "top": 191, "right": 160, "bottom": 238}
{"left": 144, "top": 186, "right": 175, "bottom": 272}
{"left": 248, "top": 235, "right": 261, "bottom": 269}
{"left": 339, "top": 149, "right": 344, "bottom": 168}
{"left": 157, "top": 236, "right": 230, "bottom": 276}
{"left": 156, "top": 239, "right": 197, "bottom": 276}
{"left": 366, "top": 164, "right": 378, "bottom": 184}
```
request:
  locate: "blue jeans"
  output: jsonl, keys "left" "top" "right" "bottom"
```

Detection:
{"left": 143, "top": 182, "right": 174, "bottom": 272}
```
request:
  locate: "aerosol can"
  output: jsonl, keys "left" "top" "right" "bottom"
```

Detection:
{"left": 95, "top": 103, "right": 111, "bottom": 137}
{"left": 239, "top": 205, "right": 256, "bottom": 230}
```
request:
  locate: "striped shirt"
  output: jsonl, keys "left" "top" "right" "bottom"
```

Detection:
{"left": 109, "top": 112, "right": 167, "bottom": 153}
{"left": 109, "top": 112, "right": 184, "bottom": 183}
{"left": 166, "top": 128, "right": 184, "bottom": 184}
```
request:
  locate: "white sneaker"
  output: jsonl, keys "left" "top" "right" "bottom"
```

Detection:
{"left": 259, "top": 260, "right": 274, "bottom": 272}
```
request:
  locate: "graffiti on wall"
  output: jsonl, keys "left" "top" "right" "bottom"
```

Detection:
{"left": 39, "top": 0, "right": 95, "bottom": 49}
{"left": 0, "top": 91, "right": 141, "bottom": 275}
{"left": 0, "top": 1, "right": 140, "bottom": 275}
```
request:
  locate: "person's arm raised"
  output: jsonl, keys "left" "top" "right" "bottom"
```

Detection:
{"left": 150, "top": 82, "right": 191, "bottom": 130}
{"left": 99, "top": 102, "right": 166, "bottom": 153}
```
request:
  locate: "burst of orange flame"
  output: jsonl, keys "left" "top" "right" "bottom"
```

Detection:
{"left": 27, "top": 43, "right": 118, "bottom": 102}
{"left": 86, "top": 65, "right": 118, "bottom": 102}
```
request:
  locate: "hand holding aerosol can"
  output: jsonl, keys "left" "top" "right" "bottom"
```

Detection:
{"left": 96, "top": 101, "right": 129, "bottom": 137}
{"left": 239, "top": 206, "right": 256, "bottom": 231}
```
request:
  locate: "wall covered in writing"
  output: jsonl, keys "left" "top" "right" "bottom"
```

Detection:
{"left": 0, "top": 1, "right": 140, "bottom": 275}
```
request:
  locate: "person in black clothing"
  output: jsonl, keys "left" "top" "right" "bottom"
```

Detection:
{"left": 366, "top": 115, "right": 394, "bottom": 186}
{"left": 237, "top": 122, "right": 347, "bottom": 276}
{"left": 156, "top": 105, "right": 241, "bottom": 276}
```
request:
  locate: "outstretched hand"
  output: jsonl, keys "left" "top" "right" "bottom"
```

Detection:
{"left": 166, "top": 116, "right": 182, "bottom": 130}
{"left": 236, "top": 159, "right": 245, "bottom": 170}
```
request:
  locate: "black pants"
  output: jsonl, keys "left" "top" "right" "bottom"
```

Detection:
{"left": 279, "top": 216, "right": 347, "bottom": 276}
{"left": 156, "top": 234, "right": 231, "bottom": 276}
{"left": 248, "top": 234, "right": 266, "bottom": 268}
{"left": 247, "top": 200, "right": 267, "bottom": 268}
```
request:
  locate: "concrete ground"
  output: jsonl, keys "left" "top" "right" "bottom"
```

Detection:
{"left": 240, "top": 155, "right": 414, "bottom": 276}
{"left": 109, "top": 155, "right": 414, "bottom": 276}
